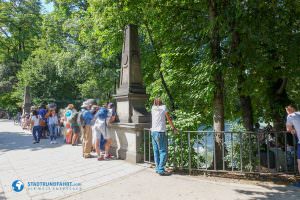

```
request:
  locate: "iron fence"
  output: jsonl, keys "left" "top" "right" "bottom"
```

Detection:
{"left": 143, "top": 129, "right": 299, "bottom": 175}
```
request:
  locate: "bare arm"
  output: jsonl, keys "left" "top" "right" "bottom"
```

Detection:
{"left": 165, "top": 112, "right": 177, "bottom": 132}
{"left": 286, "top": 124, "right": 296, "bottom": 134}
{"left": 30, "top": 117, "right": 35, "bottom": 129}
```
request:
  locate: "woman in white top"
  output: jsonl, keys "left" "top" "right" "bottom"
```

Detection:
{"left": 48, "top": 109, "right": 59, "bottom": 144}
{"left": 30, "top": 110, "right": 41, "bottom": 144}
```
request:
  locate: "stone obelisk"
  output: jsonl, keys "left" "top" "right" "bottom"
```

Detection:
{"left": 110, "top": 24, "right": 150, "bottom": 163}
{"left": 115, "top": 24, "right": 150, "bottom": 123}
{"left": 23, "top": 86, "right": 31, "bottom": 114}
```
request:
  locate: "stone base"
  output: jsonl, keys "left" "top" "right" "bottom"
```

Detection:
{"left": 109, "top": 122, "right": 150, "bottom": 163}
{"left": 114, "top": 93, "right": 150, "bottom": 123}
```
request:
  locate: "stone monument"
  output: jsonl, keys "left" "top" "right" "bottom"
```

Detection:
{"left": 110, "top": 24, "right": 150, "bottom": 163}
{"left": 23, "top": 86, "right": 31, "bottom": 115}
{"left": 115, "top": 24, "right": 150, "bottom": 123}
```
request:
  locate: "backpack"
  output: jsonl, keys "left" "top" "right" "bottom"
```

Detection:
{"left": 77, "top": 110, "right": 85, "bottom": 126}
{"left": 69, "top": 112, "right": 78, "bottom": 124}
{"left": 98, "top": 107, "right": 108, "bottom": 120}
{"left": 65, "top": 110, "right": 72, "bottom": 122}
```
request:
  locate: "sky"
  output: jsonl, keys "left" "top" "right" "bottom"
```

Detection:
{"left": 41, "top": 0, "right": 54, "bottom": 13}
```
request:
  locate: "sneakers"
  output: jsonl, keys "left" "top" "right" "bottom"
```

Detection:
{"left": 33, "top": 141, "right": 37, "bottom": 144}
{"left": 50, "top": 141, "right": 57, "bottom": 144}
{"left": 104, "top": 154, "right": 114, "bottom": 159}
{"left": 158, "top": 172, "right": 172, "bottom": 176}
{"left": 98, "top": 154, "right": 113, "bottom": 161}
{"left": 84, "top": 154, "right": 93, "bottom": 159}
{"left": 97, "top": 156, "right": 105, "bottom": 161}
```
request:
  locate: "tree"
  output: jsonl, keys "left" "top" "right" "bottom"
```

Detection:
{"left": 0, "top": 0, "right": 41, "bottom": 112}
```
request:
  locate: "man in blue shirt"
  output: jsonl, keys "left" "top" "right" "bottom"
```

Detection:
{"left": 81, "top": 101, "right": 94, "bottom": 158}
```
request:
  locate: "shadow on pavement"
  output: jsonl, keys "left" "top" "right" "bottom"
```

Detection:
{"left": 0, "top": 131, "right": 65, "bottom": 152}
{"left": 235, "top": 184, "right": 300, "bottom": 200}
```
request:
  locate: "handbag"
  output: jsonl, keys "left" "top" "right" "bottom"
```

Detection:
{"left": 39, "top": 119, "right": 46, "bottom": 127}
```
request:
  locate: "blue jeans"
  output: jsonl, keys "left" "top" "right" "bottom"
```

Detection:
{"left": 151, "top": 131, "right": 168, "bottom": 174}
{"left": 49, "top": 124, "right": 57, "bottom": 141}
{"left": 32, "top": 126, "right": 40, "bottom": 142}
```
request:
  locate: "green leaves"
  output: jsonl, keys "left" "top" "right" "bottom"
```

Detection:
{"left": 0, "top": 0, "right": 299, "bottom": 130}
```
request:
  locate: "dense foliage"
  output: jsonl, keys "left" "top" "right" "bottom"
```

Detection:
{"left": 0, "top": 0, "right": 299, "bottom": 135}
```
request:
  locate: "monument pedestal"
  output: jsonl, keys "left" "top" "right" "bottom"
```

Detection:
{"left": 114, "top": 93, "right": 150, "bottom": 124}
{"left": 109, "top": 123, "right": 150, "bottom": 163}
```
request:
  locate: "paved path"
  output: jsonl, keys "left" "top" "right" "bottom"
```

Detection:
{"left": 0, "top": 119, "right": 300, "bottom": 200}
{"left": 0, "top": 120, "right": 143, "bottom": 200}
{"left": 66, "top": 169, "right": 300, "bottom": 200}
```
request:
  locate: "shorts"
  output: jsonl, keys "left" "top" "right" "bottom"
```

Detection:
{"left": 95, "top": 127, "right": 111, "bottom": 140}
{"left": 71, "top": 125, "right": 80, "bottom": 134}
{"left": 297, "top": 144, "right": 300, "bottom": 160}
{"left": 94, "top": 120, "right": 111, "bottom": 140}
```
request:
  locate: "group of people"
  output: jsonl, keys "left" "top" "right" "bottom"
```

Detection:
{"left": 63, "top": 100, "right": 117, "bottom": 161}
{"left": 23, "top": 97, "right": 177, "bottom": 175}
{"left": 20, "top": 104, "right": 59, "bottom": 144}
{"left": 25, "top": 99, "right": 117, "bottom": 161}
{"left": 24, "top": 98, "right": 298, "bottom": 176}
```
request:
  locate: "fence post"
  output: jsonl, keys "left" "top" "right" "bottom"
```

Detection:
{"left": 196, "top": 134, "right": 200, "bottom": 170}
{"left": 257, "top": 132, "right": 261, "bottom": 173}
{"left": 293, "top": 135, "right": 297, "bottom": 173}
{"left": 231, "top": 132, "right": 233, "bottom": 171}
{"left": 188, "top": 132, "right": 192, "bottom": 175}
{"left": 275, "top": 132, "right": 279, "bottom": 172}
{"left": 143, "top": 129, "right": 146, "bottom": 163}
{"left": 180, "top": 131, "right": 183, "bottom": 169}
{"left": 173, "top": 131, "right": 176, "bottom": 169}
{"left": 205, "top": 132, "right": 208, "bottom": 171}
{"left": 222, "top": 132, "right": 225, "bottom": 171}
{"left": 213, "top": 132, "right": 216, "bottom": 171}
{"left": 240, "top": 132, "right": 243, "bottom": 172}
{"left": 148, "top": 130, "right": 151, "bottom": 163}
{"left": 267, "top": 133, "right": 270, "bottom": 170}
{"left": 284, "top": 133, "right": 287, "bottom": 172}
{"left": 249, "top": 132, "right": 252, "bottom": 172}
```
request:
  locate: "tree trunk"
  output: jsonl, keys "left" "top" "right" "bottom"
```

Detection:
{"left": 232, "top": 29, "right": 254, "bottom": 131}
{"left": 239, "top": 90, "right": 254, "bottom": 131}
{"left": 209, "top": 0, "right": 224, "bottom": 170}
{"left": 269, "top": 78, "right": 290, "bottom": 131}
{"left": 213, "top": 71, "right": 225, "bottom": 170}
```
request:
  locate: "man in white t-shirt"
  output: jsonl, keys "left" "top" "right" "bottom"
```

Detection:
{"left": 151, "top": 98, "right": 177, "bottom": 176}
{"left": 285, "top": 104, "right": 300, "bottom": 174}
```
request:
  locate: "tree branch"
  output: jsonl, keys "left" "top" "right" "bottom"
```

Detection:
{"left": 143, "top": 22, "right": 176, "bottom": 111}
